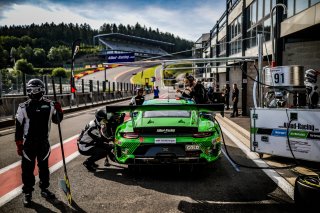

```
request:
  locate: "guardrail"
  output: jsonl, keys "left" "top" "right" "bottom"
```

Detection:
{"left": 0, "top": 76, "right": 144, "bottom": 127}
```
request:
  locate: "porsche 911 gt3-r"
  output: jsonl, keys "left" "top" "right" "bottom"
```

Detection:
{"left": 106, "top": 99, "right": 224, "bottom": 165}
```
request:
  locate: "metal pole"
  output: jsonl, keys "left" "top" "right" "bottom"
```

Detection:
{"left": 163, "top": 56, "right": 258, "bottom": 64}
{"left": 257, "top": 33, "right": 263, "bottom": 107}
{"left": 0, "top": 72, "right": 2, "bottom": 98}
{"left": 22, "top": 73, "right": 26, "bottom": 96}
{"left": 104, "top": 67, "right": 107, "bottom": 81}
{"left": 270, "top": 3, "right": 287, "bottom": 67}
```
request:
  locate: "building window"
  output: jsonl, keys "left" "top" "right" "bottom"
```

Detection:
{"left": 257, "top": 0, "right": 263, "bottom": 21}
{"left": 264, "top": 18, "right": 271, "bottom": 41}
{"left": 229, "top": 15, "right": 242, "bottom": 55}
{"left": 219, "top": 37, "right": 226, "bottom": 56}
{"left": 286, "top": 0, "right": 319, "bottom": 18}
{"left": 296, "top": 0, "right": 309, "bottom": 13}
{"left": 287, "top": 0, "right": 294, "bottom": 17}
{"left": 311, "top": 0, "right": 320, "bottom": 6}
{"left": 251, "top": 1, "right": 257, "bottom": 26}
{"left": 264, "top": 0, "right": 271, "bottom": 16}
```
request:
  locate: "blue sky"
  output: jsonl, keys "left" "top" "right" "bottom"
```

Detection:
{"left": 0, "top": 0, "right": 226, "bottom": 41}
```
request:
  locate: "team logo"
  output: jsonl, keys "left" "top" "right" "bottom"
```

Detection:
{"left": 162, "top": 147, "right": 169, "bottom": 152}
{"left": 156, "top": 129, "right": 175, "bottom": 133}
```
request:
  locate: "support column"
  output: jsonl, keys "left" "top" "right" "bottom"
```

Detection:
{"left": 241, "top": 0, "right": 248, "bottom": 115}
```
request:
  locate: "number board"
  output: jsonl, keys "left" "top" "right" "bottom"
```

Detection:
{"left": 265, "top": 66, "right": 304, "bottom": 87}
{"left": 270, "top": 67, "right": 288, "bottom": 86}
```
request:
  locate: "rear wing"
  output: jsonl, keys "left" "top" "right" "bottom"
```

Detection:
{"left": 106, "top": 103, "right": 224, "bottom": 117}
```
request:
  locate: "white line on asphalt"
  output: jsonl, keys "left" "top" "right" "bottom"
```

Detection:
{"left": 0, "top": 161, "right": 21, "bottom": 175}
{"left": 0, "top": 186, "right": 22, "bottom": 207}
{"left": 114, "top": 67, "right": 140, "bottom": 81}
{"left": 221, "top": 126, "right": 294, "bottom": 200}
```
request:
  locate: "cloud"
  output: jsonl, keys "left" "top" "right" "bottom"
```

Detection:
{"left": 0, "top": 0, "right": 226, "bottom": 41}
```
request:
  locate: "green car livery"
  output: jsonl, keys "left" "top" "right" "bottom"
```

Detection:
{"left": 106, "top": 99, "right": 224, "bottom": 165}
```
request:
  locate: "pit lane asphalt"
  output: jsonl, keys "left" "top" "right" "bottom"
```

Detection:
{"left": 0, "top": 93, "right": 297, "bottom": 212}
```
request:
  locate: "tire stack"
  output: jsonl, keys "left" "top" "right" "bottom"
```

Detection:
{"left": 294, "top": 175, "right": 320, "bottom": 206}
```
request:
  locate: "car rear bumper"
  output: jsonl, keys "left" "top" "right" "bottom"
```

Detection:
{"left": 125, "top": 157, "right": 208, "bottom": 165}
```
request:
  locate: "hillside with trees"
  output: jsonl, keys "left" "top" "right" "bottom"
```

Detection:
{"left": 0, "top": 22, "right": 193, "bottom": 69}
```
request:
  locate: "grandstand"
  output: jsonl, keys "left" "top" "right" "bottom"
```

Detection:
{"left": 93, "top": 33, "right": 174, "bottom": 60}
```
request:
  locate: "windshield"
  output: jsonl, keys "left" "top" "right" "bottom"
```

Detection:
{"left": 143, "top": 110, "right": 190, "bottom": 118}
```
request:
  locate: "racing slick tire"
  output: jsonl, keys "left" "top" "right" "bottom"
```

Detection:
{"left": 294, "top": 175, "right": 320, "bottom": 206}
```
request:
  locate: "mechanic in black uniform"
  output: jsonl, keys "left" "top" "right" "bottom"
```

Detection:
{"left": 129, "top": 87, "right": 145, "bottom": 105}
{"left": 78, "top": 110, "right": 123, "bottom": 172}
{"left": 15, "top": 79, "right": 63, "bottom": 207}
{"left": 231, "top": 83, "right": 239, "bottom": 117}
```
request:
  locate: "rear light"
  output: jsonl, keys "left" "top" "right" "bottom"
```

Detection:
{"left": 121, "top": 132, "right": 139, "bottom": 139}
{"left": 193, "top": 132, "right": 213, "bottom": 138}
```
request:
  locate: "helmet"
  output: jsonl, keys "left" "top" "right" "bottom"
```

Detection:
{"left": 304, "top": 69, "right": 318, "bottom": 84}
{"left": 26, "top": 79, "right": 45, "bottom": 101}
{"left": 136, "top": 87, "right": 144, "bottom": 92}
{"left": 95, "top": 109, "right": 108, "bottom": 126}
{"left": 186, "top": 75, "right": 195, "bottom": 82}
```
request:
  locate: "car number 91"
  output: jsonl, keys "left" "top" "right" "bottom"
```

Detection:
{"left": 185, "top": 144, "right": 200, "bottom": 151}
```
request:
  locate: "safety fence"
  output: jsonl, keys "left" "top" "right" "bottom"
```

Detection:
{"left": 0, "top": 74, "right": 143, "bottom": 120}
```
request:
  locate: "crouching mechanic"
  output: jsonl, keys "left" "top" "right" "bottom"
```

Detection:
{"left": 77, "top": 110, "right": 124, "bottom": 172}
{"left": 15, "top": 79, "right": 63, "bottom": 207}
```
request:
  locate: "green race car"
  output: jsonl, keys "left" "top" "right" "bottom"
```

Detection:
{"left": 106, "top": 99, "right": 224, "bottom": 166}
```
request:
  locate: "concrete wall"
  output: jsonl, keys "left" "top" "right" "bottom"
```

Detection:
{"left": 283, "top": 40, "right": 320, "bottom": 94}
{"left": 283, "top": 40, "right": 320, "bottom": 70}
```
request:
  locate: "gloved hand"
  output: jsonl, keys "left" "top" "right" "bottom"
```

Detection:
{"left": 16, "top": 140, "right": 23, "bottom": 156}
{"left": 54, "top": 102, "right": 63, "bottom": 113}
{"left": 107, "top": 136, "right": 115, "bottom": 141}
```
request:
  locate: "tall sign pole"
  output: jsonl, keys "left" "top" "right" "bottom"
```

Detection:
{"left": 70, "top": 39, "right": 81, "bottom": 104}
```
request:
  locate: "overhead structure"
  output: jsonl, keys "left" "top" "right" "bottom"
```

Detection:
{"left": 93, "top": 33, "right": 174, "bottom": 60}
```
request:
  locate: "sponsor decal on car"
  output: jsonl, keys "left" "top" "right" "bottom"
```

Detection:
{"left": 156, "top": 129, "right": 176, "bottom": 133}
{"left": 155, "top": 138, "right": 176, "bottom": 144}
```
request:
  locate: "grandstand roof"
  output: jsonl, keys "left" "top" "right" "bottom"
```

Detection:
{"left": 93, "top": 33, "right": 175, "bottom": 47}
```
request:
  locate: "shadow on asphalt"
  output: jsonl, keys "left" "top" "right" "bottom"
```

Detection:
{"left": 25, "top": 201, "right": 56, "bottom": 213}
{"left": 177, "top": 200, "right": 296, "bottom": 213}
{"left": 25, "top": 197, "right": 86, "bottom": 213}
{"left": 92, "top": 144, "right": 294, "bottom": 205}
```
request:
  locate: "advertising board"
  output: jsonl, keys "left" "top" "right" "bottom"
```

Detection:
{"left": 107, "top": 53, "right": 135, "bottom": 63}
{"left": 250, "top": 108, "right": 320, "bottom": 162}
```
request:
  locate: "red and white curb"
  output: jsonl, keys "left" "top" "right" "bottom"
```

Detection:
{"left": 0, "top": 135, "right": 80, "bottom": 207}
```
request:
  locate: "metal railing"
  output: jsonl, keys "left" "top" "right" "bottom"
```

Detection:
{"left": 0, "top": 74, "right": 143, "bottom": 120}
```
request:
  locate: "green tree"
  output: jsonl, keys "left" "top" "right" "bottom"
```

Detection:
{"left": 33, "top": 48, "right": 47, "bottom": 67}
{"left": 52, "top": 67, "right": 67, "bottom": 78}
{"left": 10, "top": 47, "right": 18, "bottom": 64}
{"left": 0, "top": 46, "right": 9, "bottom": 69}
{"left": 47, "top": 46, "right": 71, "bottom": 66}
{"left": 21, "top": 35, "right": 32, "bottom": 46}
{"left": 14, "top": 59, "right": 34, "bottom": 74}
{"left": 22, "top": 45, "right": 33, "bottom": 62}
{"left": 0, "top": 68, "right": 12, "bottom": 93}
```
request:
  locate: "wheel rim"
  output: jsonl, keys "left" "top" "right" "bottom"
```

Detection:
{"left": 301, "top": 176, "right": 320, "bottom": 188}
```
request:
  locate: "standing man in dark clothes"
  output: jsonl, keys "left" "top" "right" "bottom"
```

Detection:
{"left": 153, "top": 86, "right": 160, "bottom": 99}
{"left": 231, "top": 83, "right": 239, "bottom": 117}
{"left": 225, "top": 84, "right": 230, "bottom": 110}
{"left": 15, "top": 79, "right": 63, "bottom": 207}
